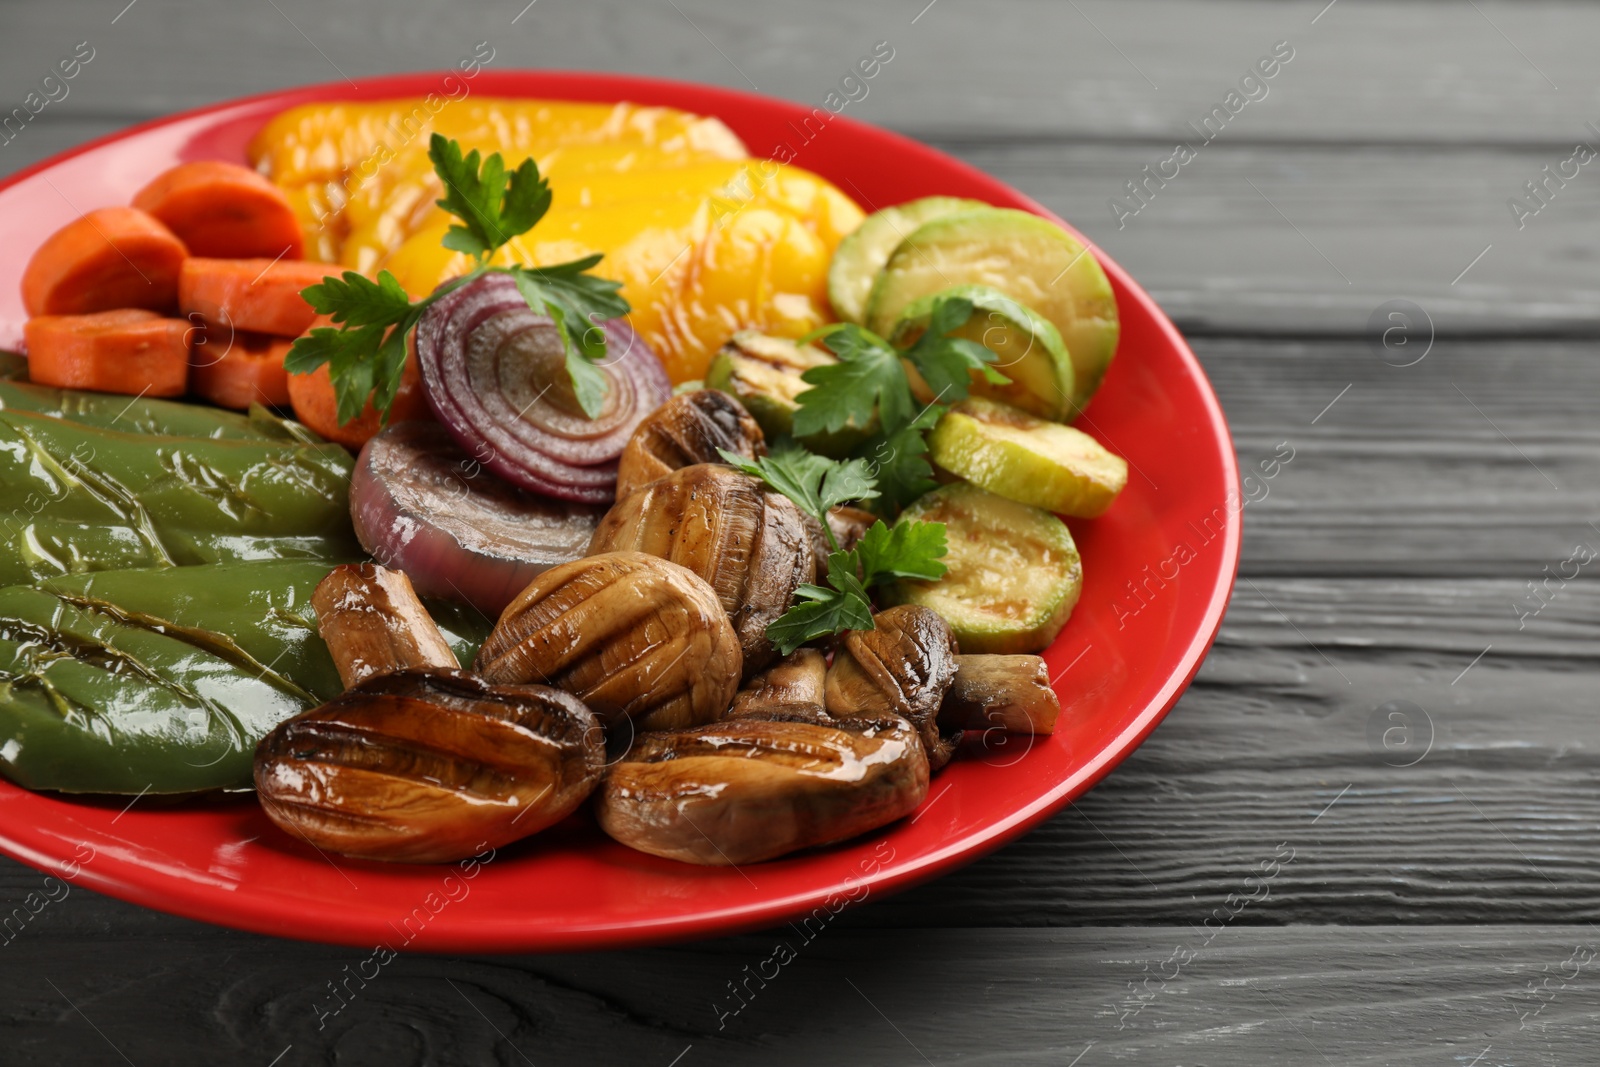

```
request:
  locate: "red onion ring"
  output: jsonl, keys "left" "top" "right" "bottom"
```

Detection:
{"left": 415, "top": 272, "right": 670, "bottom": 502}
{"left": 350, "top": 420, "right": 604, "bottom": 616}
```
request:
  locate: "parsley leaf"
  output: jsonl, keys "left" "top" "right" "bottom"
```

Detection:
{"left": 854, "top": 518, "right": 948, "bottom": 583}
{"left": 512, "top": 259, "right": 630, "bottom": 418}
{"left": 429, "top": 136, "right": 551, "bottom": 259}
{"left": 766, "top": 554, "right": 878, "bottom": 655}
{"left": 301, "top": 269, "right": 413, "bottom": 328}
{"left": 282, "top": 323, "right": 386, "bottom": 425}
{"left": 859, "top": 404, "right": 943, "bottom": 513}
{"left": 791, "top": 324, "right": 912, "bottom": 439}
{"left": 718, "top": 446, "right": 878, "bottom": 544}
{"left": 285, "top": 135, "right": 630, "bottom": 427}
{"left": 720, "top": 443, "right": 946, "bottom": 653}
{"left": 898, "top": 289, "right": 1033, "bottom": 404}
{"left": 510, "top": 270, "right": 611, "bottom": 418}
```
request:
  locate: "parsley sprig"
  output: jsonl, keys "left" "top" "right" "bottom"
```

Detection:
{"left": 284, "top": 134, "right": 628, "bottom": 424}
{"left": 720, "top": 446, "right": 948, "bottom": 654}
{"left": 792, "top": 291, "right": 1009, "bottom": 511}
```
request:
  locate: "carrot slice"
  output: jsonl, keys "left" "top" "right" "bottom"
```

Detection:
{"left": 178, "top": 257, "right": 328, "bottom": 337}
{"left": 24, "top": 309, "right": 190, "bottom": 397}
{"left": 189, "top": 323, "right": 292, "bottom": 410}
{"left": 287, "top": 340, "right": 430, "bottom": 448}
{"left": 21, "top": 207, "right": 187, "bottom": 317}
{"left": 132, "top": 161, "right": 304, "bottom": 260}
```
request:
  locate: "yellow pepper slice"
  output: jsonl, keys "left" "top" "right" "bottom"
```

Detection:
{"left": 249, "top": 97, "right": 864, "bottom": 383}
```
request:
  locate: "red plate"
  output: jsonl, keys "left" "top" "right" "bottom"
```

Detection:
{"left": 0, "top": 71, "right": 1239, "bottom": 951}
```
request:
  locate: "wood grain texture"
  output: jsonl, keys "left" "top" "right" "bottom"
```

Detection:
{"left": 4, "top": 926, "right": 1599, "bottom": 1066}
{"left": 8, "top": 0, "right": 1600, "bottom": 143}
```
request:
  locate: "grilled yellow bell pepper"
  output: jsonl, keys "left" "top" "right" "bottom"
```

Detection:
{"left": 249, "top": 98, "right": 864, "bottom": 383}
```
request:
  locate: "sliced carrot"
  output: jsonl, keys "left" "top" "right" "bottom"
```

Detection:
{"left": 132, "top": 161, "right": 304, "bottom": 260}
{"left": 24, "top": 309, "right": 190, "bottom": 397}
{"left": 178, "top": 257, "right": 328, "bottom": 337}
{"left": 287, "top": 329, "right": 431, "bottom": 448}
{"left": 189, "top": 323, "right": 292, "bottom": 410}
{"left": 22, "top": 207, "right": 187, "bottom": 317}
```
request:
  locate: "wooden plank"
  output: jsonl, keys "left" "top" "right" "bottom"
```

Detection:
{"left": 2, "top": 577, "right": 1596, "bottom": 930}
{"left": 1, "top": 925, "right": 1597, "bottom": 1064}
{"left": 7, "top": 0, "right": 1600, "bottom": 144}
{"left": 1197, "top": 336, "right": 1600, "bottom": 574}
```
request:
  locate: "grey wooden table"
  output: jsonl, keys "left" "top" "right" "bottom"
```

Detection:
{"left": 3, "top": 1, "right": 1597, "bottom": 1063}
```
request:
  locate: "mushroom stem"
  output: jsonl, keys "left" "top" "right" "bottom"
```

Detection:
{"left": 728, "top": 648, "right": 829, "bottom": 721}
{"left": 937, "top": 654, "right": 1060, "bottom": 735}
{"left": 312, "top": 563, "right": 460, "bottom": 690}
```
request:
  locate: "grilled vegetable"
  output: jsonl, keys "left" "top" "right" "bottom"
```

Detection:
{"left": 132, "top": 160, "right": 304, "bottom": 261}
{"left": 888, "top": 284, "right": 1075, "bottom": 421}
{"left": 350, "top": 421, "right": 602, "bottom": 617}
{"left": 21, "top": 206, "right": 186, "bottom": 317}
{"left": 825, "top": 604, "right": 961, "bottom": 770}
{"left": 312, "top": 563, "right": 461, "bottom": 689}
{"left": 252, "top": 97, "right": 862, "bottom": 384}
{"left": 23, "top": 309, "right": 191, "bottom": 398}
{"left": 178, "top": 258, "right": 326, "bottom": 338}
{"left": 588, "top": 464, "right": 814, "bottom": 675}
{"left": 863, "top": 208, "right": 1119, "bottom": 417}
{"left": 0, "top": 561, "right": 484, "bottom": 795}
{"left": 474, "top": 551, "right": 741, "bottom": 731}
{"left": 827, "top": 196, "right": 989, "bottom": 325}
{"left": 727, "top": 647, "right": 829, "bottom": 721}
{"left": 414, "top": 272, "right": 671, "bottom": 503}
{"left": 928, "top": 397, "right": 1127, "bottom": 518}
{"left": 885, "top": 482, "right": 1081, "bottom": 655}
{"left": 0, "top": 408, "right": 358, "bottom": 588}
{"left": 189, "top": 328, "right": 293, "bottom": 411}
{"left": 0, "top": 372, "right": 309, "bottom": 441}
{"left": 596, "top": 714, "right": 928, "bottom": 865}
{"left": 938, "top": 654, "right": 1060, "bottom": 735}
{"left": 256, "top": 669, "right": 603, "bottom": 863}
{"left": 614, "top": 388, "right": 766, "bottom": 501}
{"left": 704, "top": 331, "right": 868, "bottom": 457}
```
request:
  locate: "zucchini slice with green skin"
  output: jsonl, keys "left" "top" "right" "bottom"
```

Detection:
{"left": 886, "top": 482, "right": 1082, "bottom": 655}
{"left": 864, "top": 208, "right": 1119, "bottom": 418}
{"left": 827, "top": 196, "right": 990, "bottom": 324}
{"left": 704, "top": 331, "right": 869, "bottom": 457}
{"left": 928, "top": 397, "right": 1127, "bottom": 518}
{"left": 888, "top": 283, "right": 1076, "bottom": 421}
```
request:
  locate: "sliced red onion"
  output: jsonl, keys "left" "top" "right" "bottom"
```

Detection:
{"left": 351, "top": 420, "right": 604, "bottom": 617}
{"left": 415, "top": 272, "right": 670, "bottom": 502}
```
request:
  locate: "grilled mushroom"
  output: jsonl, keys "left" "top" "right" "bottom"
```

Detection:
{"left": 614, "top": 389, "right": 765, "bottom": 500}
{"left": 588, "top": 464, "right": 814, "bottom": 675}
{"left": 803, "top": 504, "right": 878, "bottom": 573}
{"left": 254, "top": 669, "right": 603, "bottom": 863}
{"left": 596, "top": 714, "right": 928, "bottom": 865}
{"left": 474, "top": 551, "right": 742, "bottom": 731}
{"left": 938, "top": 654, "right": 1060, "bottom": 735}
{"left": 312, "top": 563, "right": 460, "bottom": 689}
{"left": 727, "top": 648, "right": 830, "bottom": 722}
{"left": 825, "top": 605, "right": 962, "bottom": 770}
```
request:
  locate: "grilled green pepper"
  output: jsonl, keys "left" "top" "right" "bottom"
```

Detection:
{"left": 0, "top": 378, "right": 314, "bottom": 442}
{"left": 0, "top": 408, "right": 358, "bottom": 586}
{"left": 0, "top": 561, "right": 488, "bottom": 794}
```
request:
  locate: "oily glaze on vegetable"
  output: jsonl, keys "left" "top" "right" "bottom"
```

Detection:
{"left": 249, "top": 97, "right": 864, "bottom": 383}
{"left": 256, "top": 669, "right": 603, "bottom": 863}
{"left": 0, "top": 561, "right": 488, "bottom": 795}
{"left": 0, "top": 409, "right": 359, "bottom": 587}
